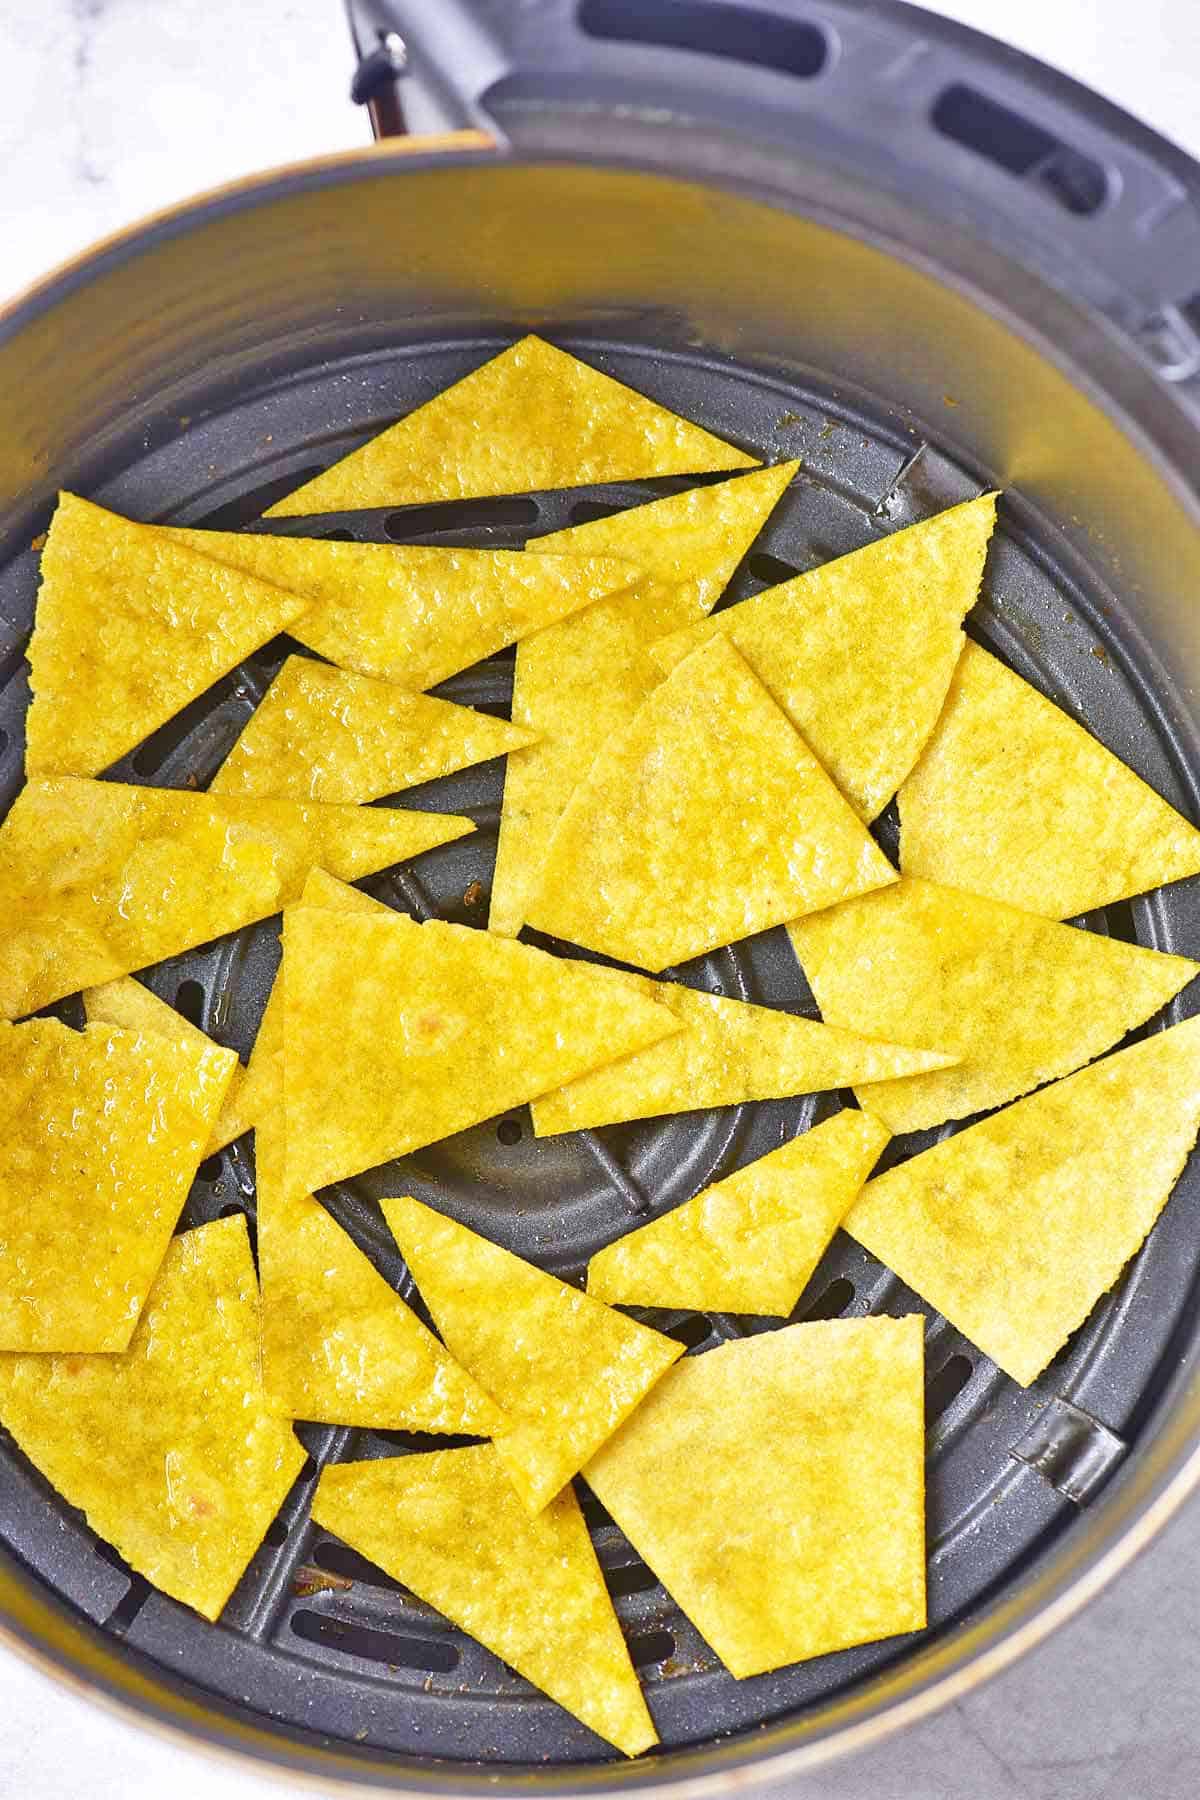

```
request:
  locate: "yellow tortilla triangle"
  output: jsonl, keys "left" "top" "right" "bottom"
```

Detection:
{"left": 524, "top": 637, "right": 897, "bottom": 972}
{"left": 312, "top": 1444, "right": 656, "bottom": 1756}
{"left": 652, "top": 494, "right": 997, "bottom": 819}
{"left": 0, "top": 1017, "right": 234, "bottom": 1351}
{"left": 25, "top": 494, "right": 310, "bottom": 778}
{"left": 382, "top": 1197, "right": 682, "bottom": 1514}
{"left": 82, "top": 973, "right": 246, "bottom": 1154}
{"left": 587, "top": 1112, "right": 890, "bottom": 1314}
{"left": 284, "top": 910, "right": 681, "bottom": 1193}
{"left": 844, "top": 1015, "right": 1200, "bottom": 1385}
{"left": 0, "top": 1216, "right": 305, "bottom": 1619}
{"left": 0, "top": 777, "right": 472, "bottom": 1020}
{"left": 490, "top": 464, "right": 798, "bottom": 936}
{"left": 532, "top": 977, "right": 953, "bottom": 1135}
{"left": 585, "top": 1317, "right": 926, "bottom": 1677}
{"left": 210, "top": 655, "right": 536, "bottom": 803}
{"left": 898, "top": 639, "right": 1200, "bottom": 917}
{"left": 263, "top": 335, "right": 755, "bottom": 517}
{"left": 158, "top": 523, "right": 638, "bottom": 691}
{"left": 791, "top": 876, "right": 1200, "bottom": 1134}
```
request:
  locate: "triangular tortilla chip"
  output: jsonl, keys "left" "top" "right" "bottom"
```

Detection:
{"left": 651, "top": 494, "right": 997, "bottom": 819}
{"left": 490, "top": 464, "right": 798, "bottom": 936}
{"left": 25, "top": 494, "right": 310, "bottom": 778}
{"left": 0, "top": 777, "right": 472, "bottom": 1020}
{"left": 524, "top": 637, "right": 897, "bottom": 972}
{"left": 0, "top": 1216, "right": 305, "bottom": 1619}
{"left": 283, "top": 910, "right": 681, "bottom": 1193}
{"left": 844, "top": 1015, "right": 1200, "bottom": 1384}
{"left": 82, "top": 972, "right": 246, "bottom": 1153}
{"left": 210, "top": 655, "right": 536, "bottom": 803}
{"left": 585, "top": 1317, "right": 926, "bottom": 1677}
{"left": 312, "top": 1444, "right": 656, "bottom": 1756}
{"left": 0, "top": 1017, "right": 235, "bottom": 1351}
{"left": 382, "top": 1197, "right": 682, "bottom": 1514}
{"left": 158, "top": 524, "right": 638, "bottom": 691}
{"left": 263, "top": 335, "right": 756, "bottom": 517}
{"left": 587, "top": 1111, "right": 890, "bottom": 1314}
{"left": 791, "top": 876, "right": 1200, "bottom": 1134}
{"left": 532, "top": 977, "right": 953, "bottom": 1135}
{"left": 898, "top": 639, "right": 1200, "bottom": 916}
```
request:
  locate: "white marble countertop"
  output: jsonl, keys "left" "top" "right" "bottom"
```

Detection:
{"left": 1, "top": 3, "right": 1199, "bottom": 1797}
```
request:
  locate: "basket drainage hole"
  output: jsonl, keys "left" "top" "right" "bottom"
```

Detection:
{"left": 567, "top": 498, "right": 629, "bottom": 526}
{"left": 927, "top": 1354, "right": 974, "bottom": 1420}
{"left": 384, "top": 497, "right": 539, "bottom": 539}
{"left": 496, "top": 1117, "right": 523, "bottom": 1146}
{"left": 628, "top": 1628, "right": 675, "bottom": 1668}
{"left": 315, "top": 1539, "right": 409, "bottom": 1594}
{"left": 797, "top": 1277, "right": 855, "bottom": 1322}
{"left": 747, "top": 550, "right": 801, "bottom": 586}
{"left": 175, "top": 979, "right": 205, "bottom": 1027}
{"left": 291, "top": 1610, "right": 459, "bottom": 1672}
{"left": 605, "top": 1559, "right": 659, "bottom": 1599}
{"left": 263, "top": 1516, "right": 289, "bottom": 1548}
{"left": 198, "top": 1155, "right": 225, "bottom": 1184}
{"left": 0, "top": 728, "right": 9, "bottom": 757}
{"left": 664, "top": 1314, "right": 713, "bottom": 1350}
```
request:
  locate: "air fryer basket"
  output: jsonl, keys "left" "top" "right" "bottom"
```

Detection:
{"left": 2, "top": 2, "right": 1200, "bottom": 1790}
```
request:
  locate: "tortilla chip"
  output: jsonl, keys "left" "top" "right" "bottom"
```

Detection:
{"left": 490, "top": 464, "right": 798, "bottom": 936}
{"left": 25, "top": 494, "right": 310, "bottom": 778}
{"left": 524, "top": 637, "right": 897, "bottom": 972}
{"left": 844, "top": 1015, "right": 1200, "bottom": 1385}
{"left": 81, "top": 974, "right": 246, "bottom": 1155}
{"left": 0, "top": 1017, "right": 235, "bottom": 1351}
{"left": 0, "top": 1216, "right": 305, "bottom": 1619}
{"left": 585, "top": 1317, "right": 926, "bottom": 1677}
{"left": 532, "top": 977, "right": 953, "bottom": 1135}
{"left": 382, "top": 1197, "right": 682, "bottom": 1514}
{"left": 898, "top": 640, "right": 1200, "bottom": 916}
{"left": 0, "top": 777, "right": 472, "bottom": 1020}
{"left": 791, "top": 876, "right": 1200, "bottom": 1134}
{"left": 283, "top": 910, "right": 681, "bottom": 1194}
{"left": 312, "top": 1443, "right": 656, "bottom": 1756}
{"left": 159, "top": 525, "right": 638, "bottom": 691}
{"left": 652, "top": 494, "right": 997, "bottom": 819}
{"left": 587, "top": 1111, "right": 890, "bottom": 1314}
{"left": 210, "top": 655, "right": 535, "bottom": 804}
{"left": 263, "top": 335, "right": 755, "bottom": 517}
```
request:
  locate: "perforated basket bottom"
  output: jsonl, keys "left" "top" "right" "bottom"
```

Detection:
{"left": 0, "top": 338, "right": 1198, "bottom": 1769}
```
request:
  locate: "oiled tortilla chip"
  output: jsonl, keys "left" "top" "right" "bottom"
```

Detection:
{"left": 312, "top": 1444, "right": 656, "bottom": 1756}
{"left": 585, "top": 1317, "right": 926, "bottom": 1677}
{"left": 490, "top": 464, "right": 798, "bottom": 936}
{"left": 25, "top": 494, "right": 309, "bottom": 778}
{"left": 587, "top": 1111, "right": 889, "bottom": 1314}
{"left": 0, "top": 1018, "right": 234, "bottom": 1351}
{"left": 211, "top": 656, "right": 536, "bottom": 803}
{"left": 898, "top": 640, "right": 1200, "bottom": 917}
{"left": 844, "top": 1015, "right": 1200, "bottom": 1384}
{"left": 264, "top": 335, "right": 755, "bottom": 517}
{"left": 524, "top": 637, "right": 897, "bottom": 972}
{"left": 382, "top": 1197, "right": 682, "bottom": 1514}
{"left": 652, "top": 494, "right": 997, "bottom": 819}
{"left": 532, "top": 978, "right": 952, "bottom": 1136}
{"left": 791, "top": 877, "right": 1199, "bottom": 1134}
{"left": 0, "top": 1217, "right": 304, "bottom": 1619}
{"left": 283, "top": 910, "right": 680, "bottom": 1194}
{"left": 0, "top": 777, "right": 471, "bottom": 1020}
{"left": 82, "top": 973, "right": 245, "bottom": 1154}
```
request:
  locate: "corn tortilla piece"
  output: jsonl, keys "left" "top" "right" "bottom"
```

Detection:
{"left": 587, "top": 1112, "right": 890, "bottom": 1314}
{"left": 382, "top": 1197, "right": 682, "bottom": 1514}
{"left": 210, "top": 656, "right": 536, "bottom": 803}
{"left": 283, "top": 909, "right": 681, "bottom": 1194}
{"left": 844, "top": 1016, "right": 1200, "bottom": 1385}
{"left": 25, "top": 494, "right": 310, "bottom": 779}
{"left": 263, "top": 335, "right": 755, "bottom": 518}
{"left": 651, "top": 494, "right": 997, "bottom": 820}
{"left": 312, "top": 1444, "right": 656, "bottom": 1756}
{"left": 790, "top": 876, "right": 1200, "bottom": 1135}
{"left": 585, "top": 1317, "right": 926, "bottom": 1677}
{"left": 159, "top": 524, "right": 639, "bottom": 691}
{"left": 0, "top": 1217, "right": 305, "bottom": 1619}
{"left": 0, "top": 777, "right": 472, "bottom": 1021}
{"left": 524, "top": 637, "right": 897, "bottom": 973}
{"left": 898, "top": 640, "right": 1200, "bottom": 917}
{"left": 0, "top": 1017, "right": 235, "bottom": 1351}
{"left": 81, "top": 973, "right": 246, "bottom": 1155}
{"left": 490, "top": 464, "right": 799, "bottom": 936}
